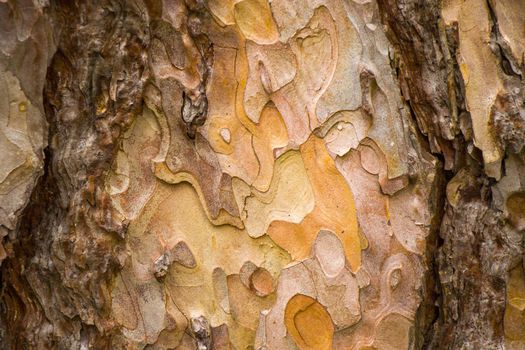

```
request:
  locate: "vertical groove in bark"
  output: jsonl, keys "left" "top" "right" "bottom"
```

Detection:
{"left": 377, "top": 0, "right": 456, "bottom": 165}
{"left": 379, "top": 0, "right": 525, "bottom": 348}
{"left": 2, "top": 1, "right": 150, "bottom": 348}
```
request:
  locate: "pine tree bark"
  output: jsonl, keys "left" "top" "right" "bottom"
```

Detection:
{"left": 0, "top": 0, "right": 524, "bottom": 349}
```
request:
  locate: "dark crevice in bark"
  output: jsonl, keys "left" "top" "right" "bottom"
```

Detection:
{"left": 376, "top": 0, "right": 455, "bottom": 164}
{"left": 402, "top": 73, "right": 448, "bottom": 350}
{"left": 425, "top": 3, "right": 523, "bottom": 346}
{"left": 486, "top": 0, "right": 522, "bottom": 78}
{"left": 180, "top": 6, "right": 214, "bottom": 139}
{"left": 375, "top": 0, "right": 511, "bottom": 348}
{"left": 1, "top": 1, "right": 150, "bottom": 348}
{"left": 0, "top": 142, "right": 56, "bottom": 349}
{"left": 376, "top": 1, "right": 450, "bottom": 347}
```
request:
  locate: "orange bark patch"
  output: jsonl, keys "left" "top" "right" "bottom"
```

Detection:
{"left": 285, "top": 294, "right": 334, "bottom": 350}
{"left": 268, "top": 135, "right": 364, "bottom": 271}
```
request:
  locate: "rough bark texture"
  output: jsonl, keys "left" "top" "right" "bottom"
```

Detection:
{"left": 0, "top": 0, "right": 524, "bottom": 349}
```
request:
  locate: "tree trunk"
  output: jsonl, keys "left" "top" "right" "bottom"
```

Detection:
{"left": 0, "top": 0, "right": 523, "bottom": 349}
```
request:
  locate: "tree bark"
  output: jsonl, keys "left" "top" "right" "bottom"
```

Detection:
{"left": 0, "top": 0, "right": 523, "bottom": 349}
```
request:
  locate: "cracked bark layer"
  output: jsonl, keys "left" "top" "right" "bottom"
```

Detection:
{"left": 0, "top": 0, "right": 524, "bottom": 349}
{"left": 381, "top": 0, "right": 525, "bottom": 349}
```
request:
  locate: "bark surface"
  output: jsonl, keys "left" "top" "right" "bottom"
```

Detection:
{"left": 0, "top": 0, "right": 524, "bottom": 349}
